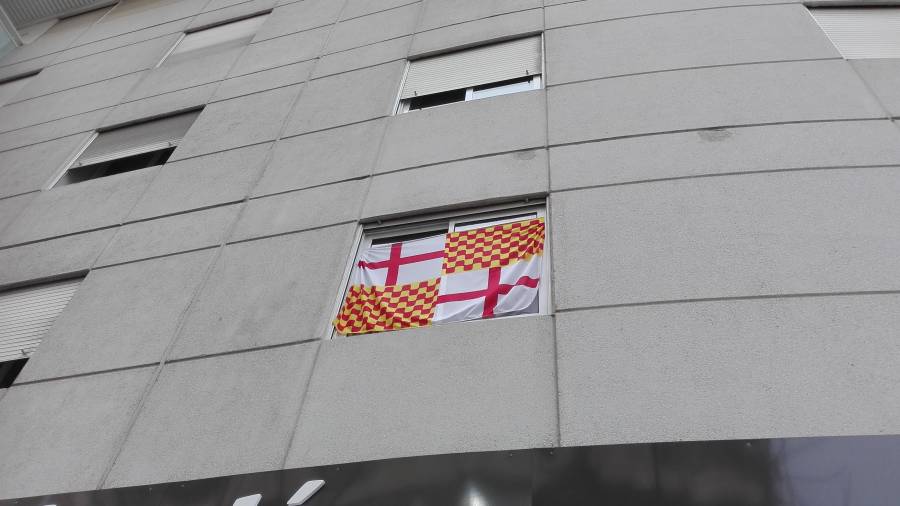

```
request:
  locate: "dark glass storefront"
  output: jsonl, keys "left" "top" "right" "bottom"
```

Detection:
{"left": 4, "top": 434, "right": 900, "bottom": 506}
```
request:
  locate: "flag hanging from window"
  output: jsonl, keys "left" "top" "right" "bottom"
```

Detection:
{"left": 334, "top": 218, "right": 545, "bottom": 335}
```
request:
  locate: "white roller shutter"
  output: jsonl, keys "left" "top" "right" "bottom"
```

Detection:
{"left": 401, "top": 35, "right": 542, "bottom": 99}
{"left": 0, "top": 278, "right": 81, "bottom": 362}
{"left": 809, "top": 8, "right": 900, "bottom": 59}
{"left": 164, "top": 14, "right": 268, "bottom": 65}
{"left": 72, "top": 110, "right": 200, "bottom": 168}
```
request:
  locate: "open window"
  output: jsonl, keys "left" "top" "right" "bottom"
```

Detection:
{"left": 0, "top": 72, "right": 37, "bottom": 107}
{"left": 51, "top": 109, "right": 200, "bottom": 187}
{"left": 397, "top": 35, "right": 543, "bottom": 113}
{"left": 331, "top": 203, "right": 549, "bottom": 336}
{"left": 158, "top": 13, "right": 269, "bottom": 66}
{"left": 0, "top": 278, "right": 82, "bottom": 387}
{"left": 808, "top": 7, "right": 900, "bottom": 59}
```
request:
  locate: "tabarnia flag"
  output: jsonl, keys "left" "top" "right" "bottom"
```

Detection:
{"left": 334, "top": 218, "right": 544, "bottom": 335}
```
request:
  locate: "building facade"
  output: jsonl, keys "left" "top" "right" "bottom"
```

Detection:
{"left": 0, "top": 0, "right": 899, "bottom": 502}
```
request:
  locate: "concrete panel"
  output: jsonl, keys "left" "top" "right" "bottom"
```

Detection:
{"left": 187, "top": 0, "right": 277, "bottom": 30}
{"left": 52, "top": 19, "right": 189, "bottom": 65}
{"left": 0, "top": 193, "right": 35, "bottom": 236}
{"left": 128, "top": 143, "right": 272, "bottom": 220}
{"left": 125, "top": 46, "right": 244, "bottom": 101}
{"left": 79, "top": 0, "right": 207, "bottom": 43}
{"left": 231, "top": 180, "right": 365, "bottom": 241}
{"left": 419, "top": 0, "right": 542, "bottom": 32}
{"left": 363, "top": 149, "right": 549, "bottom": 219}
{"left": 547, "top": 60, "right": 886, "bottom": 145}
{"left": 0, "top": 108, "right": 107, "bottom": 153}
{"left": 550, "top": 120, "right": 900, "bottom": 190}
{"left": 97, "top": 204, "right": 240, "bottom": 266}
{"left": 170, "top": 224, "right": 355, "bottom": 358}
{"left": 104, "top": 344, "right": 317, "bottom": 488}
{"left": 0, "top": 167, "right": 159, "bottom": 247}
{"left": 342, "top": 0, "right": 415, "bottom": 19}
{"left": 253, "top": 119, "right": 385, "bottom": 196}
{"left": 552, "top": 168, "right": 900, "bottom": 310}
{"left": 313, "top": 36, "right": 410, "bottom": 78}
{"left": 172, "top": 85, "right": 301, "bottom": 159}
{"left": 851, "top": 59, "right": 900, "bottom": 118}
{"left": 17, "top": 35, "right": 179, "bottom": 101}
{"left": 253, "top": 0, "right": 343, "bottom": 42}
{"left": 211, "top": 61, "right": 314, "bottom": 102}
{"left": 104, "top": 83, "right": 217, "bottom": 128}
{"left": 545, "top": 5, "right": 840, "bottom": 85}
{"left": 557, "top": 295, "right": 900, "bottom": 445}
{"left": 546, "top": 0, "right": 795, "bottom": 28}
{"left": 18, "top": 250, "right": 216, "bottom": 382}
{"left": 0, "top": 229, "right": 116, "bottom": 287}
{"left": 285, "top": 316, "right": 557, "bottom": 467}
{"left": 228, "top": 27, "right": 329, "bottom": 78}
{"left": 284, "top": 60, "right": 404, "bottom": 136}
{"left": 377, "top": 90, "right": 546, "bottom": 172}
{"left": 0, "top": 368, "right": 154, "bottom": 500}
{"left": 410, "top": 8, "right": 543, "bottom": 57}
{"left": 0, "top": 6, "right": 108, "bottom": 66}
{"left": 324, "top": 3, "right": 420, "bottom": 54}
{"left": 0, "top": 54, "right": 54, "bottom": 84}
{"left": 0, "top": 133, "right": 91, "bottom": 199}
{"left": 0, "top": 73, "right": 144, "bottom": 133}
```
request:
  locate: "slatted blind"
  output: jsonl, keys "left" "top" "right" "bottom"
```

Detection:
{"left": 0, "top": 74, "right": 34, "bottom": 107}
{"left": 164, "top": 14, "right": 268, "bottom": 65}
{"left": 72, "top": 110, "right": 200, "bottom": 168}
{"left": 401, "top": 35, "right": 542, "bottom": 99}
{"left": 0, "top": 278, "right": 81, "bottom": 362}
{"left": 809, "top": 8, "right": 900, "bottom": 59}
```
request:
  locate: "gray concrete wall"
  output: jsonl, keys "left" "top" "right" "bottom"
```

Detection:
{"left": 0, "top": 0, "right": 899, "bottom": 499}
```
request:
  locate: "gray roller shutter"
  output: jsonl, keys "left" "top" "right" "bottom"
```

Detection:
{"left": 72, "top": 110, "right": 200, "bottom": 168}
{"left": 809, "top": 7, "right": 900, "bottom": 59}
{"left": 164, "top": 14, "right": 268, "bottom": 65}
{"left": 401, "top": 35, "right": 542, "bottom": 99}
{"left": 0, "top": 278, "right": 80, "bottom": 362}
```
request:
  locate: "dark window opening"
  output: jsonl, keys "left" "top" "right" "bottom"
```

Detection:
{"left": 407, "top": 88, "right": 466, "bottom": 111}
{"left": 57, "top": 146, "right": 176, "bottom": 187}
{"left": 472, "top": 75, "right": 533, "bottom": 92}
{"left": 371, "top": 229, "right": 446, "bottom": 246}
{"left": 0, "top": 358, "right": 27, "bottom": 388}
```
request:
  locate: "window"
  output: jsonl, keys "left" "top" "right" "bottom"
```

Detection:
{"left": 0, "top": 278, "right": 81, "bottom": 387}
{"left": 331, "top": 204, "right": 549, "bottom": 336}
{"left": 158, "top": 13, "right": 269, "bottom": 66}
{"left": 52, "top": 109, "right": 200, "bottom": 187}
{"left": 809, "top": 7, "right": 900, "bottom": 59}
{"left": 0, "top": 73, "right": 37, "bottom": 107}
{"left": 397, "top": 35, "right": 543, "bottom": 113}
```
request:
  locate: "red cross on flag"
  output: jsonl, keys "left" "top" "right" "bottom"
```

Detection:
{"left": 334, "top": 218, "right": 544, "bottom": 335}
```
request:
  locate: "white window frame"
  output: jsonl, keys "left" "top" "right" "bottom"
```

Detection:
{"left": 396, "top": 75, "right": 542, "bottom": 114}
{"left": 325, "top": 202, "right": 551, "bottom": 338}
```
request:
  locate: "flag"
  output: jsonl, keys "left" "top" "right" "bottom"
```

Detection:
{"left": 334, "top": 218, "right": 544, "bottom": 335}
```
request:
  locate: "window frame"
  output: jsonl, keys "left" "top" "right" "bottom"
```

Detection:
{"left": 397, "top": 75, "right": 542, "bottom": 113}
{"left": 46, "top": 110, "right": 200, "bottom": 189}
{"left": 156, "top": 11, "right": 271, "bottom": 67}
{"left": 326, "top": 201, "right": 551, "bottom": 338}
{"left": 394, "top": 34, "right": 546, "bottom": 115}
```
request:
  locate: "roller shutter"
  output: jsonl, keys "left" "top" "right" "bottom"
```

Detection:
{"left": 165, "top": 14, "right": 268, "bottom": 65}
{"left": 400, "top": 35, "right": 542, "bottom": 99}
{"left": 809, "top": 8, "right": 900, "bottom": 59}
{"left": 0, "top": 278, "right": 81, "bottom": 362}
{"left": 72, "top": 110, "right": 200, "bottom": 168}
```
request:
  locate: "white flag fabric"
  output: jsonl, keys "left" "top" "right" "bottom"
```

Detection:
{"left": 434, "top": 253, "right": 541, "bottom": 324}
{"left": 354, "top": 234, "right": 445, "bottom": 287}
